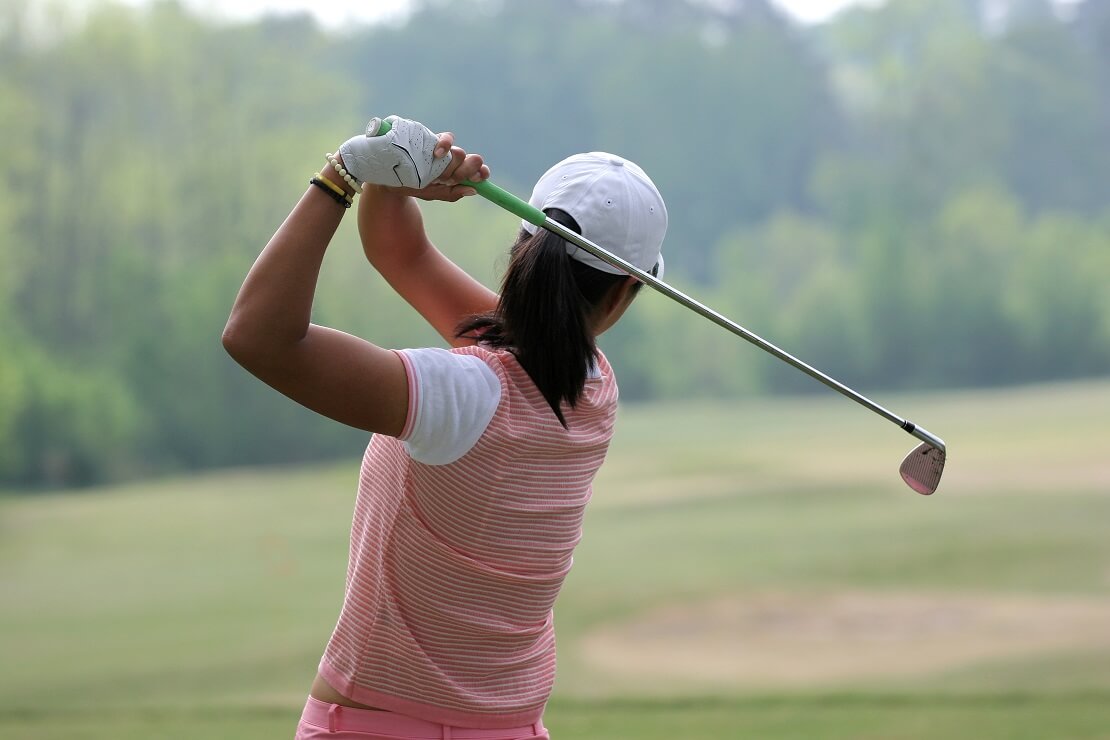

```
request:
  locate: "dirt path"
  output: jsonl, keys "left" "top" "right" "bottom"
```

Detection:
{"left": 580, "top": 591, "right": 1110, "bottom": 687}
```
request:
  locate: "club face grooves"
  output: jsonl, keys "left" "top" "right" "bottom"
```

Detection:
{"left": 900, "top": 442, "right": 946, "bottom": 495}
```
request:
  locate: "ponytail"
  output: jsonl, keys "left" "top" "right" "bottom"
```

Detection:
{"left": 456, "top": 210, "right": 633, "bottom": 427}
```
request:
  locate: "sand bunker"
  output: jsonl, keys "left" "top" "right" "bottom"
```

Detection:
{"left": 580, "top": 591, "right": 1110, "bottom": 687}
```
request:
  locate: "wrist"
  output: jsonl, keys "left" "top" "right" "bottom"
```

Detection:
{"left": 360, "top": 182, "right": 409, "bottom": 200}
{"left": 319, "top": 167, "right": 350, "bottom": 194}
{"left": 310, "top": 172, "right": 354, "bottom": 208}
{"left": 321, "top": 153, "right": 357, "bottom": 196}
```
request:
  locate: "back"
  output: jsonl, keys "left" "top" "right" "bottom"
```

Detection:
{"left": 319, "top": 345, "right": 618, "bottom": 728}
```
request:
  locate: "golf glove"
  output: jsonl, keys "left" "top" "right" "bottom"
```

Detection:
{"left": 338, "top": 115, "right": 451, "bottom": 189}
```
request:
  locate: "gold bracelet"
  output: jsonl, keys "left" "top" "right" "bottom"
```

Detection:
{"left": 314, "top": 172, "right": 350, "bottom": 198}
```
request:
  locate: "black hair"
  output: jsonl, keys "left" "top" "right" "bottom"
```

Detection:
{"left": 455, "top": 210, "right": 644, "bottom": 428}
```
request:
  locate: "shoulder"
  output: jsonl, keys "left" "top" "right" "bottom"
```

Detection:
{"left": 396, "top": 346, "right": 503, "bottom": 391}
{"left": 393, "top": 347, "right": 503, "bottom": 465}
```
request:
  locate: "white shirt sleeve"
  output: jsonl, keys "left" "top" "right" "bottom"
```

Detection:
{"left": 395, "top": 348, "right": 502, "bottom": 466}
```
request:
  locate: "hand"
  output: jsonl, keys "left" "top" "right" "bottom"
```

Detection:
{"left": 395, "top": 131, "right": 490, "bottom": 202}
{"left": 336, "top": 116, "right": 465, "bottom": 187}
{"left": 336, "top": 115, "right": 444, "bottom": 188}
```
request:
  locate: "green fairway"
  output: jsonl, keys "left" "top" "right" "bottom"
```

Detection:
{"left": 2, "top": 381, "right": 1109, "bottom": 739}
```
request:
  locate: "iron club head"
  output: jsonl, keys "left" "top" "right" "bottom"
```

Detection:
{"left": 899, "top": 442, "right": 946, "bottom": 495}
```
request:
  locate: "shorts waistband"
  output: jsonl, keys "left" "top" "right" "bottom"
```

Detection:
{"left": 300, "top": 696, "right": 546, "bottom": 739}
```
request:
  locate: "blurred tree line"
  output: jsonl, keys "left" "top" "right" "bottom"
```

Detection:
{"left": 0, "top": 0, "right": 1107, "bottom": 487}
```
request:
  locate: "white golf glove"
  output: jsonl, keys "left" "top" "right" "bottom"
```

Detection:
{"left": 338, "top": 115, "right": 451, "bottom": 189}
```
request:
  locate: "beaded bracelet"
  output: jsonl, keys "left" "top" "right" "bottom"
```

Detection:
{"left": 309, "top": 176, "right": 353, "bottom": 208}
{"left": 326, "top": 153, "right": 362, "bottom": 193}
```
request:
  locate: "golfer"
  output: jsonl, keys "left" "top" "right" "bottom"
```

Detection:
{"left": 223, "top": 116, "right": 667, "bottom": 739}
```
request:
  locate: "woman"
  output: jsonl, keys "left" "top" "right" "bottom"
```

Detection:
{"left": 223, "top": 116, "right": 667, "bottom": 740}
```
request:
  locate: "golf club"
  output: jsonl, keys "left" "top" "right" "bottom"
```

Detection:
{"left": 366, "top": 118, "right": 947, "bottom": 495}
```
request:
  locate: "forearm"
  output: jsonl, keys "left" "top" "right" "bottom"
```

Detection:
{"left": 358, "top": 184, "right": 433, "bottom": 278}
{"left": 356, "top": 184, "right": 497, "bottom": 344}
{"left": 223, "top": 174, "right": 349, "bottom": 358}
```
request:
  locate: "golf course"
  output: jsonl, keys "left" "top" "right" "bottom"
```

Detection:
{"left": 3, "top": 379, "right": 1108, "bottom": 739}
{"left": 3, "top": 0, "right": 1109, "bottom": 736}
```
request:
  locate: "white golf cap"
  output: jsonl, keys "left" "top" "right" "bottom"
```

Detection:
{"left": 522, "top": 152, "right": 667, "bottom": 278}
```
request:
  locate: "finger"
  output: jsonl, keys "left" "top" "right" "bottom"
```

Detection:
{"left": 434, "top": 132, "right": 454, "bottom": 159}
{"left": 453, "top": 153, "right": 486, "bottom": 184}
{"left": 441, "top": 185, "right": 476, "bottom": 202}
{"left": 437, "top": 146, "right": 466, "bottom": 184}
{"left": 405, "top": 183, "right": 466, "bottom": 202}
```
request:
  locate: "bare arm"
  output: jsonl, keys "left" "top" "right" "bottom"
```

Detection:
{"left": 222, "top": 141, "right": 489, "bottom": 434}
{"left": 358, "top": 133, "right": 498, "bottom": 347}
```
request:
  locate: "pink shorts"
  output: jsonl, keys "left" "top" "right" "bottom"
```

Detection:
{"left": 294, "top": 697, "right": 550, "bottom": 740}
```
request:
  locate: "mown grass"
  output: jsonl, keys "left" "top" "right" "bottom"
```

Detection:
{"left": 4, "top": 696, "right": 1110, "bottom": 740}
{"left": 2, "top": 380, "right": 1109, "bottom": 738}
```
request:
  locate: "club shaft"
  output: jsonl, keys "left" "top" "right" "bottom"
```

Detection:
{"left": 363, "top": 119, "right": 946, "bottom": 453}
{"left": 540, "top": 217, "right": 946, "bottom": 453}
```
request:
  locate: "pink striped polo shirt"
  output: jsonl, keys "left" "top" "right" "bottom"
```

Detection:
{"left": 318, "top": 344, "right": 618, "bottom": 729}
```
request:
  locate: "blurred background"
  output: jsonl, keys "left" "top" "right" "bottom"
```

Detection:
{"left": 1, "top": 0, "right": 1107, "bottom": 489}
{"left": 1, "top": 0, "right": 1108, "bottom": 738}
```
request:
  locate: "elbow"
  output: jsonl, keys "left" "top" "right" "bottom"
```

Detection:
{"left": 221, "top": 316, "right": 257, "bottom": 366}
{"left": 221, "top": 319, "right": 244, "bottom": 360}
{"left": 222, "top": 314, "right": 296, "bottom": 372}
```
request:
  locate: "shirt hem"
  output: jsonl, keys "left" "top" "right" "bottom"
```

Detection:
{"left": 317, "top": 659, "right": 546, "bottom": 730}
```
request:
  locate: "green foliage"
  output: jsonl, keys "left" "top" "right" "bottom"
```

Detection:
{"left": 0, "top": 336, "right": 140, "bottom": 485}
{"left": 1, "top": 0, "right": 1108, "bottom": 486}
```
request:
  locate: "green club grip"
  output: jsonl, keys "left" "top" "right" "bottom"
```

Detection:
{"left": 366, "top": 117, "right": 545, "bottom": 227}
{"left": 467, "top": 179, "right": 545, "bottom": 227}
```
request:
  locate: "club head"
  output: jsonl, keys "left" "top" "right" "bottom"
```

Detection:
{"left": 899, "top": 442, "right": 946, "bottom": 495}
